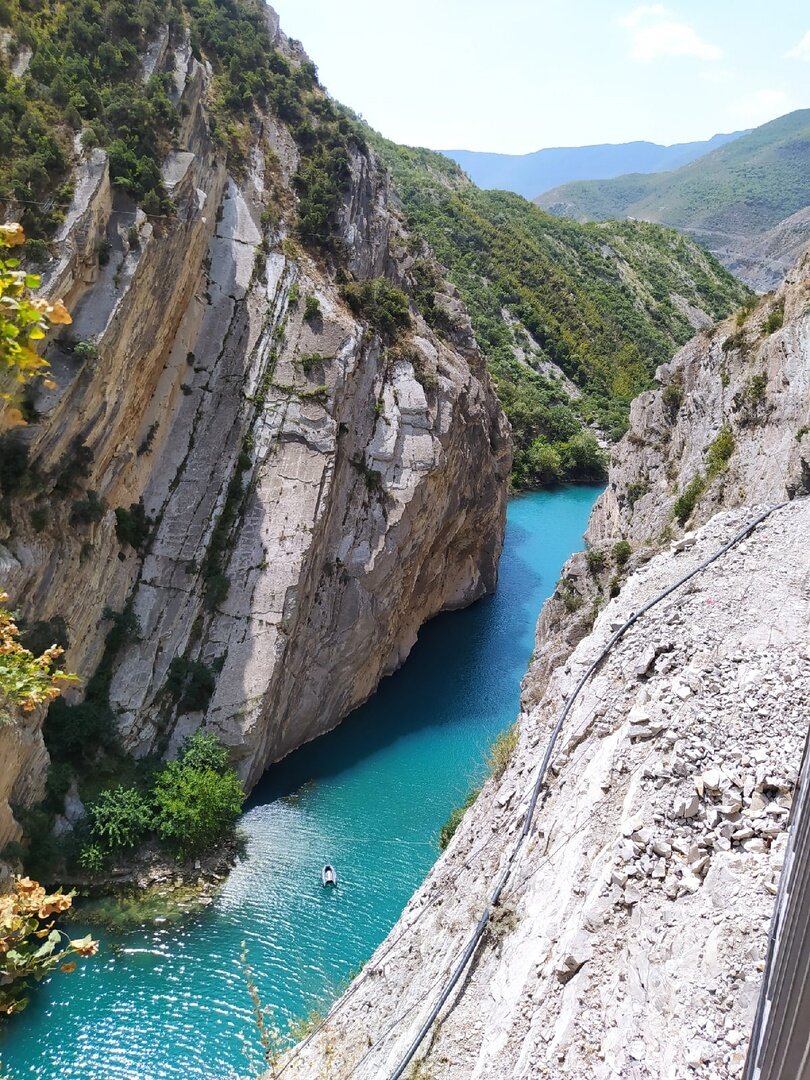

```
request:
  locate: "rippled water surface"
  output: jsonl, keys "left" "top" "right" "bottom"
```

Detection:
{"left": 1, "top": 486, "right": 601, "bottom": 1079}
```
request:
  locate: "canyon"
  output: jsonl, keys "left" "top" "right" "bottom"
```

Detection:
{"left": 279, "top": 253, "right": 810, "bottom": 1079}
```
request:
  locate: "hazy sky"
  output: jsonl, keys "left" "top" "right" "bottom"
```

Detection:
{"left": 270, "top": 1, "right": 810, "bottom": 153}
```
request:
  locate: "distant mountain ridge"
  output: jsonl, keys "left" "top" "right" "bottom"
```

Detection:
{"left": 441, "top": 131, "right": 746, "bottom": 200}
{"left": 535, "top": 109, "right": 810, "bottom": 290}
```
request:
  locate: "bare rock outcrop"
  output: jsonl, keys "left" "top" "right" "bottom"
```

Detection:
{"left": 588, "top": 250, "right": 810, "bottom": 548}
{"left": 0, "top": 704, "right": 48, "bottom": 853}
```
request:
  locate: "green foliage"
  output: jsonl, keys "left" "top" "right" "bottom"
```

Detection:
{"left": 734, "top": 373, "right": 768, "bottom": 426}
{"left": 0, "top": 3, "right": 178, "bottom": 236}
{"left": 661, "top": 379, "right": 684, "bottom": 418}
{"left": 585, "top": 548, "right": 606, "bottom": 575}
{"left": 44, "top": 760, "right": 72, "bottom": 814}
{"left": 43, "top": 603, "right": 138, "bottom": 768}
{"left": 114, "top": 499, "right": 151, "bottom": 551}
{"left": 298, "top": 351, "right": 323, "bottom": 372}
{"left": 0, "top": 877, "right": 97, "bottom": 1018}
{"left": 672, "top": 475, "right": 706, "bottom": 525}
{"left": 53, "top": 439, "right": 93, "bottom": 494}
{"left": 438, "top": 787, "right": 480, "bottom": 851}
{"left": 613, "top": 539, "right": 632, "bottom": 567}
{"left": 86, "top": 785, "right": 153, "bottom": 850}
{"left": 560, "top": 580, "right": 584, "bottom": 612}
{"left": 177, "top": 730, "right": 230, "bottom": 772}
{"left": 706, "top": 424, "right": 735, "bottom": 477}
{"left": 201, "top": 471, "right": 247, "bottom": 609}
{"left": 0, "top": 597, "right": 75, "bottom": 723}
{"left": 44, "top": 697, "right": 116, "bottom": 765}
{"left": 722, "top": 329, "right": 745, "bottom": 354}
{"left": 625, "top": 479, "right": 649, "bottom": 507}
{"left": 152, "top": 738, "right": 244, "bottom": 858}
{"left": 30, "top": 507, "right": 47, "bottom": 532}
{"left": 438, "top": 723, "right": 519, "bottom": 850}
{"left": 165, "top": 656, "right": 217, "bottom": 713}
{"left": 18, "top": 616, "right": 69, "bottom": 661}
{"left": 137, "top": 421, "right": 159, "bottom": 456}
{"left": 0, "top": 224, "right": 71, "bottom": 421}
{"left": 181, "top": 0, "right": 362, "bottom": 250}
{"left": 365, "top": 133, "right": 746, "bottom": 487}
{"left": 735, "top": 294, "right": 758, "bottom": 327}
{"left": 79, "top": 843, "right": 106, "bottom": 873}
{"left": 303, "top": 294, "right": 320, "bottom": 321}
{"left": 763, "top": 304, "right": 784, "bottom": 335}
{"left": 72, "top": 339, "right": 98, "bottom": 364}
{"left": 341, "top": 277, "right": 411, "bottom": 342}
{"left": 74, "top": 734, "right": 242, "bottom": 866}
{"left": 487, "top": 723, "right": 518, "bottom": 778}
{"left": 70, "top": 489, "right": 105, "bottom": 526}
{"left": 0, "top": 432, "right": 31, "bottom": 499}
{"left": 558, "top": 431, "right": 607, "bottom": 481}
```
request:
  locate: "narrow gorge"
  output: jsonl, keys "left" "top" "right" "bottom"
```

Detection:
{"left": 0, "top": 2, "right": 808, "bottom": 1079}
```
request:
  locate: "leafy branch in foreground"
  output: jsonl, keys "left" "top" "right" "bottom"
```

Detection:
{"left": 0, "top": 877, "right": 98, "bottom": 1016}
{"left": 0, "top": 591, "right": 78, "bottom": 723}
{"left": 0, "top": 223, "right": 71, "bottom": 431}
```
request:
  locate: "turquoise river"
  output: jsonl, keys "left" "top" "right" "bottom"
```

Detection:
{"left": 1, "top": 486, "right": 601, "bottom": 1079}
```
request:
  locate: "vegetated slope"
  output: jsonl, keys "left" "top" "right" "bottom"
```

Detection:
{"left": 536, "top": 110, "right": 810, "bottom": 289}
{"left": 368, "top": 134, "right": 748, "bottom": 487}
{"left": 443, "top": 130, "right": 745, "bottom": 200}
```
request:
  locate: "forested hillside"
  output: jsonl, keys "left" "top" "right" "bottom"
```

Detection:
{"left": 442, "top": 130, "right": 744, "bottom": 200}
{"left": 368, "top": 135, "right": 748, "bottom": 486}
{"left": 536, "top": 110, "right": 810, "bottom": 239}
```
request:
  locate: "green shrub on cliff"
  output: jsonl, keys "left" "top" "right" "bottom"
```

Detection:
{"left": 152, "top": 733, "right": 244, "bottom": 857}
{"left": 438, "top": 787, "right": 480, "bottom": 851}
{"left": 0, "top": 0, "right": 178, "bottom": 234}
{"left": 341, "top": 278, "right": 411, "bottom": 342}
{"left": 87, "top": 785, "right": 154, "bottom": 850}
{"left": 76, "top": 733, "right": 244, "bottom": 867}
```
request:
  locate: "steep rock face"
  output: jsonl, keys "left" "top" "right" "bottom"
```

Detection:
{"left": 1, "top": 16, "right": 509, "bottom": 801}
{"left": 0, "top": 705, "right": 48, "bottom": 853}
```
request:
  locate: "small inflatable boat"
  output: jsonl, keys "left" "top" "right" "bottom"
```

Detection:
{"left": 321, "top": 864, "right": 337, "bottom": 887}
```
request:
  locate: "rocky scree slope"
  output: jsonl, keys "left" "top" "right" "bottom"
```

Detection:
{"left": 282, "top": 501, "right": 809, "bottom": 1080}
{"left": 0, "top": 8, "right": 509, "bottom": 824}
{"left": 280, "top": 254, "right": 810, "bottom": 1079}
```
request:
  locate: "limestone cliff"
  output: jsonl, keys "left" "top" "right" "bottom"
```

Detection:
{"left": 0, "top": 11, "right": 509, "bottom": 819}
{"left": 281, "top": 251, "right": 810, "bottom": 1079}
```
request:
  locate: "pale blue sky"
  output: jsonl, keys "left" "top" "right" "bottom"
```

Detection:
{"left": 270, "top": 1, "right": 810, "bottom": 152}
